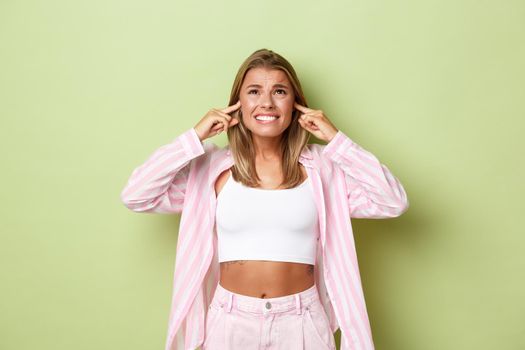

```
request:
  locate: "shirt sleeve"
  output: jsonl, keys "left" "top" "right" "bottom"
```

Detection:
{"left": 322, "top": 129, "right": 409, "bottom": 218}
{"left": 120, "top": 127, "right": 206, "bottom": 214}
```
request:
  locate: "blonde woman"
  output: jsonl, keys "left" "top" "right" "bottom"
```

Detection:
{"left": 120, "top": 48, "right": 409, "bottom": 350}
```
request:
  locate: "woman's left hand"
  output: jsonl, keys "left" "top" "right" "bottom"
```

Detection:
{"left": 294, "top": 102, "right": 339, "bottom": 143}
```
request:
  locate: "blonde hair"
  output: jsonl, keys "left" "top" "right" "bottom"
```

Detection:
{"left": 226, "top": 48, "right": 310, "bottom": 189}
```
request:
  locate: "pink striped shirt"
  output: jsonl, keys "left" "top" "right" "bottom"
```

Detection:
{"left": 120, "top": 127, "right": 409, "bottom": 350}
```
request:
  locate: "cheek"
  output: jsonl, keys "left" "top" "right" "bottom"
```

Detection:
{"left": 240, "top": 105, "right": 250, "bottom": 119}
{"left": 240, "top": 99, "right": 256, "bottom": 115}
{"left": 278, "top": 98, "right": 294, "bottom": 114}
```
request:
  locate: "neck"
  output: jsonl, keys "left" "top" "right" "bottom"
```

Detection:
{"left": 252, "top": 134, "right": 282, "bottom": 161}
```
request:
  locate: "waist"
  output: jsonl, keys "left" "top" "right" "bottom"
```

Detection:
{"left": 219, "top": 260, "right": 315, "bottom": 298}
{"left": 211, "top": 281, "right": 320, "bottom": 314}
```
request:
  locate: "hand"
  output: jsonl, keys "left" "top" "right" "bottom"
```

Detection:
{"left": 194, "top": 100, "right": 241, "bottom": 141}
{"left": 294, "top": 102, "right": 339, "bottom": 143}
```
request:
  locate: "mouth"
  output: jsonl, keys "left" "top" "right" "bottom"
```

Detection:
{"left": 254, "top": 114, "right": 280, "bottom": 124}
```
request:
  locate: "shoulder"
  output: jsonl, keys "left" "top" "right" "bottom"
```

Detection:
{"left": 303, "top": 142, "right": 330, "bottom": 166}
{"left": 305, "top": 142, "right": 325, "bottom": 155}
{"left": 202, "top": 139, "right": 220, "bottom": 154}
{"left": 303, "top": 132, "right": 353, "bottom": 178}
{"left": 305, "top": 130, "right": 356, "bottom": 165}
{"left": 192, "top": 139, "right": 229, "bottom": 168}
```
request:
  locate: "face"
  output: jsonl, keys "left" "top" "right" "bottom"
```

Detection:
{"left": 239, "top": 67, "right": 295, "bottom": 138}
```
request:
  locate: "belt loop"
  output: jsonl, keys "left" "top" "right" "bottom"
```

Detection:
{"left": 295, "top": 294, "right": 301, "bottom": 314}
{"left": 226, "top": 292, "right": 233, "bottom": 313}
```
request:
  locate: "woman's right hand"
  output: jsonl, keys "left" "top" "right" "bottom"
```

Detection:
{"left": 193, "top": 100, "right": 241, "bottom": 141}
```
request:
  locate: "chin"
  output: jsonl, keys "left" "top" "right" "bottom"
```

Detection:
{"left": 251, "top": 129, "right": 288, "bottom": 138}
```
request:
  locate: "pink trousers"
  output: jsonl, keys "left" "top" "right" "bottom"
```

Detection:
{"left": 203, "top": 282, "right": 336, "bottom": 350}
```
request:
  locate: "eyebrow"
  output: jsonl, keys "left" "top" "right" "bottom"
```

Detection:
{"left": 245, "top": 83, "right": 290, "bottom": 90}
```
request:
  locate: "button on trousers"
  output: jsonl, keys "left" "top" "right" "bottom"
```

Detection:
{"left": 203, "top": 282, "right": 336, "bottom": 350}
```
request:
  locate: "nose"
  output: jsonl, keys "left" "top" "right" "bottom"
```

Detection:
{"left": 260, "top": 91, "right": 275, "bottom": 109}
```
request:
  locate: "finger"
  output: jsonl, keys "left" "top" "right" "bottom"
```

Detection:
{"left": 214, "top": 122, "right": 225, "bottom": 135}
{"left": 300, "top": 112, "right": 316, "bottom": 120}
{"left": 221, "top": 100, "right": 241, "bottom": 114}
{"left": 211, "top": 120, "right": 223, "bottom": 132}
{"left": 215, "top": 109, "right": 234, "bottom": 121}
{"left": 298, "top": 118, "right": 312, "bottom": 131}
{"left": 215, "top": 118, "right": 227, "bottom": 134}
{"left": 219, "top": 117, "right": 240, "bottom": 135}
{"left": 300, "top": 121, "right": 318, "bottom": 133}
{"left": 215, "top": 114, "right": 238, "bottom": 133}
{"left": 294, "top": 102, "right": 313, "bottom": 113}
{"left": 300, "top": 115, "right": 319, "bottom": 128}
{"left": 221, "top": 115, "right": 234, "bottom": 133}
{"left": 215, "top": 111, "right": 235, "bottom": 131}
{"left": 212, "top": 116, "right": 227, "bottom": 127}
{"left": 298, "top": 117, "right": 309, "bottom": 125}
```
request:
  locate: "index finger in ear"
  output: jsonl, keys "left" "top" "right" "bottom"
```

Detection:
{"left": 294, "top": 102, "right": 311, "bottom": 113}
{"left": 222, "top": 100, "right": 241, "bottom": 114}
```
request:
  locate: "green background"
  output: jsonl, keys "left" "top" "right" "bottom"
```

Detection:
{"left": 1, "top": 0, "right": 523, "bottom": 349}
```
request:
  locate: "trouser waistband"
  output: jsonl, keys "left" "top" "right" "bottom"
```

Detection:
{"left": 211, "top": 283, "right": 320, "bottom": 315}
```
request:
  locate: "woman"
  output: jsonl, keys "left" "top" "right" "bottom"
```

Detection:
{"left": 120, "top": 48, "right": 409, "bottom": 350}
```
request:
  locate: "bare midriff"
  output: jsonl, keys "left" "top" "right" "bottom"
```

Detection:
{"left": 219, "top": 260, "right": 315, "bottom": 298}
{"left": 216, "top": 163, "right": 315, "bottom": 299}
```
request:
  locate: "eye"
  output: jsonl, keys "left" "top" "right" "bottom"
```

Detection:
{"left": 275, "top": 89, "right": 287, "bottom": 95}
{"left": 248, "top": 89, "right": 258, "bottom": 94}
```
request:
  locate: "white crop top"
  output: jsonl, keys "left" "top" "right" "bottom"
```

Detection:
{"left": 215, "top": 169, "right": 320, "bottom": 265}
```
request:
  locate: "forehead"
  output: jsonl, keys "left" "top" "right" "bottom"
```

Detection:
{"left": 242, "top": 67, "right": 290, "bottom": 86}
